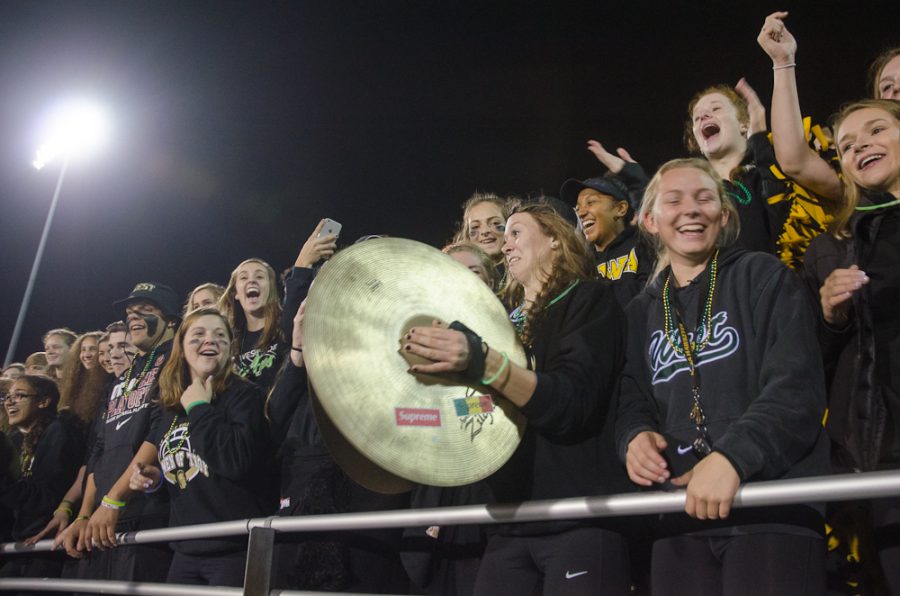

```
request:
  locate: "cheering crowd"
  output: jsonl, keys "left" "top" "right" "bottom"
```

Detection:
{"left": 1, "top": 12, "right": 900, "bottom": 595}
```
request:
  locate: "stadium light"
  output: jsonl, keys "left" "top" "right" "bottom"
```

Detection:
{"left": 3, "top": 100, "right": 111, "bottom": 367}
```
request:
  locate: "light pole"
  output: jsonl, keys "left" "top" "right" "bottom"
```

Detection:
{"left": 3, "top": 100, "right": 110, "bottom": 367}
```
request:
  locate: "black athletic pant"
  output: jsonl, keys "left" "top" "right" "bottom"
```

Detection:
{"left": 651, "top": 533, "right": 825, "bottom": 595}
{"left": 166, "top": 550, "right": 247, "bottom": 587}
{"left": 472, "top": 527, "right": 631, "bottom": 596}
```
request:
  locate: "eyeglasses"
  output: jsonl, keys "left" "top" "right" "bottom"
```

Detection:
{"left": 1, "top": 392, "right": 37, "bottom": 405}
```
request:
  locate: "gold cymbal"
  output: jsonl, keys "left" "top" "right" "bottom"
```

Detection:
{"left": 309, "top": 381, "right": 415, "bottom": 495}
{"left": 304, "top": 237, "right": 526, "bottom": 488}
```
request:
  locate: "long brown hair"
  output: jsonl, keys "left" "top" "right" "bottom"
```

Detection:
{"left": 502, "top": 203, "right": 593, "bottom": 346}
{"left": 830, "top": 99, "right": 900, "bottom": 236}
{"left": 58, "top": 331, "right": 110, "bottom": 424}
{"left": 158, "top": 308, "right": 236, "bottom": 410}
{"left": 218, "top": 258, "right": 283, "bottom": 352}
{"left": 639, "top": 158, "right": 741, "bottom": 281}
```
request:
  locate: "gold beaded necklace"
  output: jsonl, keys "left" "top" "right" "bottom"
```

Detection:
{"left": 662, "top": 250, "right": 719, "bottom": 356}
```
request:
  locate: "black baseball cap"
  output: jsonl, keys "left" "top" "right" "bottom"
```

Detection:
{"left": 113, "top": 282, "right": 181, "bottom": 319}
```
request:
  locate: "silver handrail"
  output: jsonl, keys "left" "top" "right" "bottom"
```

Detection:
{"left": 0, "top": 578, "right": 335, "bottom": 595}
{"left": 4, "top": 469, "right": 899, "bottom": 555}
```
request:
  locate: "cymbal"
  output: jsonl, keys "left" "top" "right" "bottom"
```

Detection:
{"left": 309, "top": 381, "right": 415, "bottom": 495}
{"left": 303, "top": 237, "right": 526, "bottom": 488}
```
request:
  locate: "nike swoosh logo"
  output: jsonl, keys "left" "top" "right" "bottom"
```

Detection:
{"left": 115, "top": 416, "right": 133, "bottom": 431}
{"left": 677, "top": 444, "right": 693, "bottom": 455}
{"left": 565, "top": 571, "right": 588, "bottom": 579}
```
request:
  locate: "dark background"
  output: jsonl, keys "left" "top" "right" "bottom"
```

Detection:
{"left": 0, "top": 0, "right": 896, "bottom": 361}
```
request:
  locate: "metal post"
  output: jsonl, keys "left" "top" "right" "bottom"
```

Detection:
{"left": 243, "top": 525, "right": 276, "bottom": 596}
{"left": 4, "top": 156, "right": 70, "bottom": 367}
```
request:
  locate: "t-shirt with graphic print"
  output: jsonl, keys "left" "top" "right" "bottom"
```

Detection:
{"left": 88, "top": 339, "right": 172, "bottom": 519}
{"left": 235, "top": 328, "right": 284, "bottom": 394}
{"left": 147, "top": 376, "right": 272, "bottom": 555}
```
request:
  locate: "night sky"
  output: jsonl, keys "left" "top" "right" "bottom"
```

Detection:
{"left": 0, "top": 1, "right": 896, "bottom": 361}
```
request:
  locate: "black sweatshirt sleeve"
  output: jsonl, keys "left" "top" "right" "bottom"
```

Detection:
{"left": 280, "top": 267, "right": 316, "bottom": 342}
{"left": 186, "top": 382, "right": 267, "bottom": 481}
{"left": 519, "top": 283, "right": 625, "bottom": 438}
{"left": 615, "top": 296, "right": 660, "bottom": 460}
{"left": 713, "top": 261, "right": 828, "bottom": 481}
{"left": 266, "top": 361, "right": 309, "bottom": 445}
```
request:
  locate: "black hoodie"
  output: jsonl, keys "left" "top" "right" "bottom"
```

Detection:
{"left": 593, "top": 225, "right": 655, "bottom": 310}
{"left": 616, "top": 248, "right": 830, "bottom": 528}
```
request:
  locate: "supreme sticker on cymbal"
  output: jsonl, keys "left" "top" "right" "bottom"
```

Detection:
{"left": 395, "top": 408, "right": 442, "bottom": 427}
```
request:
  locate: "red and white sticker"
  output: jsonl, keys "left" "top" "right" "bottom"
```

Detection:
{"left": 395, "top": 408, "right": 442, "bottom": 427}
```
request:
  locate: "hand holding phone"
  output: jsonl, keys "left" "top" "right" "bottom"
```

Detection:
{"left": 296, "top": 218, "right": 341, "bottom": 268}
{"left": 317, "top": 218, "right": 342, "bottom": 239}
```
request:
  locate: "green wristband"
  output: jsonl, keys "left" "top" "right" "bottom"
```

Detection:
{"left": 184, "top": 400, "right": 208, "bottom": 415}
{"left": 101, "top": 495, "right": 126, "bottom": 510}
{"left": 481, "top": 351, "right": 510, "bottom": 385}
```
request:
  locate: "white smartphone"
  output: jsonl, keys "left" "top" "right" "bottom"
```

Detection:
{"left": 318, "top": 218, "right": 342, "bottom": 239}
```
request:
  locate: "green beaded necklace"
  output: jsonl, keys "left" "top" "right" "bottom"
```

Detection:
{"left": 120, "top": 346, "right": 159, "bottom": 399}
{"left": 726, "top": 180, "right": 752, "bottom": 206}
{"left": 662, "top": 250, "right": 719, "bottom": 356}
{"left": 855, "top": 198, "right": 900, "bottom": 212}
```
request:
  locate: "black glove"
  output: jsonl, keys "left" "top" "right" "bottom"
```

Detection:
{"left": 449, "top": 320, "right": 486, "bottom": 383}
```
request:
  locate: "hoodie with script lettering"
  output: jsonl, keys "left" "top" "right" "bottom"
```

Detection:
{"left": 615, "top": 248, "right": 829, "bottom": 528}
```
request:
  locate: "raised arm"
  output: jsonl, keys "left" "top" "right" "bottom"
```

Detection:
{"left": 757, "top": 11, "right": 842, "bottom": 201}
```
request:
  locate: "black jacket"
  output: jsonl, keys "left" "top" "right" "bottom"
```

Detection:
{"left": 489, "top": 280, "right": 631, "bottom": 535}
{"left": 801, "top": 192, "right": 900, "bottom": 471}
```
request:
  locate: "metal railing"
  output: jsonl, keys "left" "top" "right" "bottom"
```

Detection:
{"left": 2, "top": 470, "right": 899, "bottom": 594}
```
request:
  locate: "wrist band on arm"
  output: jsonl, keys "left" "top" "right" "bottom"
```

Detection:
{"left": 73, "top": 515, "right": 90, "bottom": 523}
{"left": 184, "top": 400, "right": 207, "bottom": 415}
{"left": 481, "top": 351, "right": 510, "bottom": 385}
{"left": 54, "top": 504, "right": 73, "bottom": 518}
{"left": 100, "top": 496, "right": 126, "bottom": 510}
{"left": 144, "top": 474, "right": 163, "bottom": 494}
{"left": 772, "top": 63, "right": 796, "bottom": 70}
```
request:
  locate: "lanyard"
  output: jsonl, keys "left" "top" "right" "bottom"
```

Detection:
{"left": 663, "top": 250, "right": 719, "bottom": 457}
